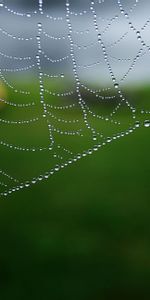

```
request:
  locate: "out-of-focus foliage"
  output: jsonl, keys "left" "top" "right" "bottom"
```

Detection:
{"left": 0, "top": 83, "right": 150, "bottom": 299}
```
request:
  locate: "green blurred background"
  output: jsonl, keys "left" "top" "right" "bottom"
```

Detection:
{"left": 0, "top": 80, "right": 150, "bottom": 299}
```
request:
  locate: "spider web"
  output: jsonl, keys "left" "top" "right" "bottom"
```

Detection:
{"left": 0, "top": 0, "right": 149, "bottom": 196}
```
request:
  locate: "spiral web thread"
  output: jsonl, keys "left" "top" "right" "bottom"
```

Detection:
{"left": 0, "top": 0, "right": 149, "bottom": 196}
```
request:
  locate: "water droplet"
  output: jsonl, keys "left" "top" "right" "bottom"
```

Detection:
{"left": 88, "top": 149, "right": 92, "bottom": 155}
{"left": 55, "top": 165, "right": 60, "bottom": 171}
{"left": 107, "top": 137, "right": 112, "bottom": 143}
{"left": 32, "top": 178, "right": 36, "bottom": 184}
{"left": 114, "top": 83, "right": 119, "bottom": 89}
{"left": 144, "top": 120, "right": 150, "bottom": 128}
{"left": 44, "top": 172, "right": 49, "bottom": 179}
{"left": 93, "top": 135, "right": 97, "bottom": 141}
{"left": 135, "top": 121, "right": 140, "bottom": 128}
{"left": 136, "top": 31, "right": 141, "bottom": 40}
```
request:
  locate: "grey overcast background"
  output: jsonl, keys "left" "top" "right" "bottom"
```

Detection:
{"left": 0, "top": 0, "right": 149, "bottom": 85}
{"left": 0, "top": 0, "right": 135, "bottom": 8}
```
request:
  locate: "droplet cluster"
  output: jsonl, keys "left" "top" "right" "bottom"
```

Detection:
{"left": 0, "top": 0, "right": 149, "bottom": 197}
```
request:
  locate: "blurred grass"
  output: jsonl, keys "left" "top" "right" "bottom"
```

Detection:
{"left": 0, "top": 81, "right": 150, "bottom": 299}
